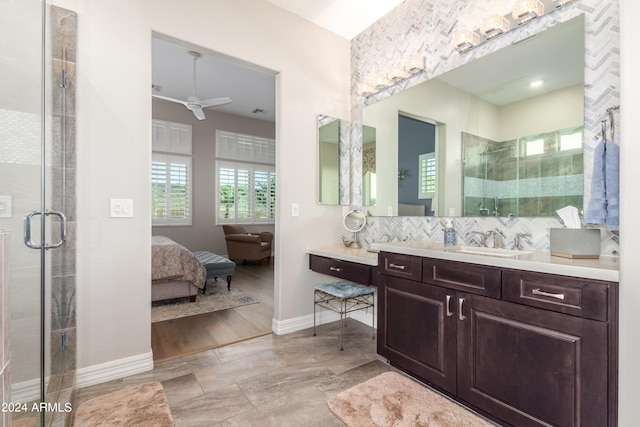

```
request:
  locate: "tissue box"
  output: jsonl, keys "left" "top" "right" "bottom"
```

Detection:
{"left": 550, "top": 228, "right": 600, "bottom": 259}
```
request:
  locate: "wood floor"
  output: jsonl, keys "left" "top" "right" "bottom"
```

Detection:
{"left": 151, "top": 261, "right": 274, "bottom": 362}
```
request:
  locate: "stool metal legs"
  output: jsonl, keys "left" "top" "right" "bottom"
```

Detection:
{"left": 313, "top": 288, "right": 375, "bottom": 350}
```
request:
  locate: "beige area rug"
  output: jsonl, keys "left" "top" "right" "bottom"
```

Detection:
{"left": 328, "top": 371, "right": 496, "bottom": 427}
{"left": 73, "top": 381, "right": 173, "bottom": 426}
{"left": 152, "top": 281, "right": 259, "bottom": 323}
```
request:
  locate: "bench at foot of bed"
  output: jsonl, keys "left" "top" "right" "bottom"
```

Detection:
{"left": 193, "top": 251, "right": 236, "bottom": 291}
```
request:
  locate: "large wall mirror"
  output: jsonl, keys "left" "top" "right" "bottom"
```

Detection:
{"left": 362, "top": 15, "right": 585, "bottom": 217}
{"left": 318, "top": 114, "right": 342, "bottom": 205}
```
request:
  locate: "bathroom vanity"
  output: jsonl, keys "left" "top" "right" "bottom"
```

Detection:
{"left": 308, "top": 242, "right": 619, "bottom": 427}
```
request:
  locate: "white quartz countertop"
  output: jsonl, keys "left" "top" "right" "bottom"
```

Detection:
{"left": 307, "top": 242, "right": 619, "bottom": 282}
{"left": 369, "top": 241, "right": 619, "bottom": 282}
{"left": 307, "top": 245, "right": 379, "bottom": 266}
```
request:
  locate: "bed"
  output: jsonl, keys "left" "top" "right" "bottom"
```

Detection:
{"left": 151, "top": 235, "right": 207, "bottom": 302}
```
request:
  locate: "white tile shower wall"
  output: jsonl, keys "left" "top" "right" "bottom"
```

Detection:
{"left": 349, "top": 0, "right": 620, "bottom": 256}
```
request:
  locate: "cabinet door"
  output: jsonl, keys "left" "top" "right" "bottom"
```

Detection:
{"left": 457, "top": 294, "right": 608, "bottom": 427}
{"left": 378, "top": 275, "right": 457, "bottom": 393}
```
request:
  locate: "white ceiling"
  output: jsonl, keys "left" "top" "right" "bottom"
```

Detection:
{"left": 151, "top": 1, "right": 402, "bottom": 123}
{"left": 264, "top": 0, "right": 405, "bottom": 40}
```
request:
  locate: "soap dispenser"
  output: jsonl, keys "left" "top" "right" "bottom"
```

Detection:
{"left": 444, "top": 219, "right": 456, "bottom": 247}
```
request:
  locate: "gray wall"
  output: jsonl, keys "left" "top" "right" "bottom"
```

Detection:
{"left": 152, "top": 99, "right": 275, "bottom": 255}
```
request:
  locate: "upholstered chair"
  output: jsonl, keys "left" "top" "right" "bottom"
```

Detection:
{"left": 222, "top": 225, "right": 273, "bottom": 265}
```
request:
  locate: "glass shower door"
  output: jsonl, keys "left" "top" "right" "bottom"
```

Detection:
{"left": 1, "top": 1, "right": 75, "bottom": 425}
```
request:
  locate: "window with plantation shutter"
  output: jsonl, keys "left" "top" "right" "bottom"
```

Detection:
{"left": 215, "top": 130, "right": 276, "bottom": 225}
{"left": 152, "top": 120, "right": 193, "bottom": 226}
{"left": 216, "top": 161, "right": 275, "bottom": 224}
{"left": 418, "top": 152, "right": 436, "bottom": 200}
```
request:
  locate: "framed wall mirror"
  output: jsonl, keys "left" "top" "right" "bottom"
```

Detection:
{"left": 362, "top": 15, "right": 585, "bottom": 217}
{"left": 318, "top": 114, "right": 342, "bottom": 205}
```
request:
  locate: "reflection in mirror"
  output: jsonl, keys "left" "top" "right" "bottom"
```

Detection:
{"left": 361, "top": 15, "right": 584, "bottom": 218}
{"left": 463, "top": 126, "right": 583, "bottom": 217}
{"left": 318, "top": 115, "right": 341, "bottom": 205}
{"left": 362, "top": 125, "right": 376, "bottom": 206}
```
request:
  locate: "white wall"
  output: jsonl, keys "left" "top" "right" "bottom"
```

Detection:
{"left": 52, "top": 0, "right": 350, "bottom": 376}
{"left": 618, "top": 0, "right": 640, "bottom": 423}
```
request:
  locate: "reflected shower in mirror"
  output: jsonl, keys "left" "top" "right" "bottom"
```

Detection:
{"left": 462, "top": 126, "right": 583, "bottom": 217}
{"left": 361, "top": 15, "right": 585, "bottom": 218}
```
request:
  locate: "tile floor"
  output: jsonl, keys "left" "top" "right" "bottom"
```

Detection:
{"left": 73, "top": 320, "right": 393, "bottom": 426}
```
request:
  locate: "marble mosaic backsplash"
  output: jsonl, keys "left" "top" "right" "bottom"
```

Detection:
{"left": 358, "top": 216, "right": 619, "bottom": 256}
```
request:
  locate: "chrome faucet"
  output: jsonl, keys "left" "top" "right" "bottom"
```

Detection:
{"left": 512, "top": 233, "right": 532, "bottom": 250}
{"left": 468, "top": 231, "right": 491, "bottom": 247}
{"left": 490, "top": 229, "right": 505, "bottom": 248}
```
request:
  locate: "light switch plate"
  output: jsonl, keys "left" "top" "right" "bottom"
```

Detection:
{"left": 110, "top": 198, "right": 134, "bottom": 218}
{"left": 291, "top": 202, "right": 299, "bottom": 217}
{"left": 0, "top": 195, "right": 12, "bottom": 218}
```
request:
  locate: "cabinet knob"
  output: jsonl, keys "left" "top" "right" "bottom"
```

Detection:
{"left": 389, "top": 263, "right": 406, "bottom": 270}
{"left": 329, "top": 266, "right": 343, "bottom": 272}
{"left": 446, "top": 295, "right": 453, "bottom": 317}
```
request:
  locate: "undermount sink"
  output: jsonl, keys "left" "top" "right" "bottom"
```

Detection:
{"left": 450, "top": 246, "right": 532, "bottom": 258}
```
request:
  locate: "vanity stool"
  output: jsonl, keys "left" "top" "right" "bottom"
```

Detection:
{"left": 313, "top": 281, "right": 375, "bottom": 350}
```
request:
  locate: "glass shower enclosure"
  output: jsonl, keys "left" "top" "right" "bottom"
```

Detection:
{"left": 1, "top": 1, "right": 77, "bottom": 425}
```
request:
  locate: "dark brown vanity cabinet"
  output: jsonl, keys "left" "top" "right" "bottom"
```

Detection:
{"left": 377, "top": 273, "right": 457, "bottom": 393}
{"left": 377, "top": 252, "right": 618, "bottom": 427}
{"left": 309, "top": 254, "right": 373, "bottom": 285}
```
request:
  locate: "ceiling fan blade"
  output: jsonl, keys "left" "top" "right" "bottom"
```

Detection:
{"left": 190, "top": 105, "right": 205, "bottom": 121}
{"left": 152, "top": 94, "right": 188, "bottom": 106}
{"left": 200, "top": 97, "right": 232, "bottom": 108}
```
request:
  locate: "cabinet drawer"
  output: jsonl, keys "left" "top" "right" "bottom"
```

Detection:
{"left": 502, "top": 270, "right": 611, "bottom": 321}
{"left": 379, "top": 252, "right": 422, "bottom": 281}
{"left": 423, "top": 258, "right": 501, "bottom": 298}
{"left": 309, "top": 254, "right": 372, "bottom": 285}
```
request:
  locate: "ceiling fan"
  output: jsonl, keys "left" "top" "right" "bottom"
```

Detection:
{"left": 152, "top": 50, "right": 232, "bottom": 120}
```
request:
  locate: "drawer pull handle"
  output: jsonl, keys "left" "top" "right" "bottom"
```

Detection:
{"left": 329, "top": 266, "right": 342, "bottom": 272}
{"left": 532, "top": 288, "right": 565, "bottom": 300}
{"left": 458, "top": 298, "right": 466, "bottom": 321}
{"left": 446, "top": 295, "right": 453, "bottom": 317}
{"left": 389, "top": 263, "right": 406, "bottom": 270}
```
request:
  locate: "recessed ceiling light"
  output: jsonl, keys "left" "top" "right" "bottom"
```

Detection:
{"left": 530, "top": 80, "right": 543, "bottom": 88}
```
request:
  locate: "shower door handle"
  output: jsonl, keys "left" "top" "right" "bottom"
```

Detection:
{"left": 45, "top": 210, "right": 67, "bottom": 249}
{"left": 24, "top": 210, "right": 67, "bottom": 250}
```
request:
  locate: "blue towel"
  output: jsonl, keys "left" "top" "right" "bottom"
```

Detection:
{"left": 585, "top": 140, "right": 619, "bottom": 230}
{"left": 604, "top": 140, "right": 619, "bottom": 230}
{"left": 585, "top": 140, "right": 606, "bottom": 224}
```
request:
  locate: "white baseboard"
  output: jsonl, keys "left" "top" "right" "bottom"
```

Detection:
{"left": 11, "top": 378, "right": 40, "bottom": 403}
{"left": 272, "top": 309, "right": 376, "bottom": 335}
{"left": 76, "top": 351, "right": 154, "bottom": 389}
{"left": 11, "top": 352, "right": 154, "bottom": 402}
